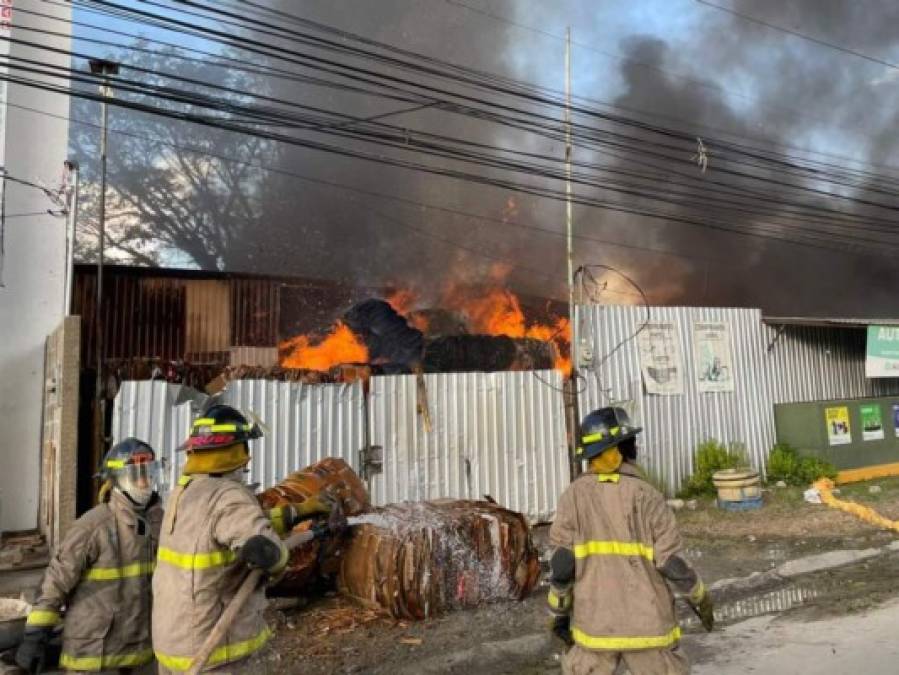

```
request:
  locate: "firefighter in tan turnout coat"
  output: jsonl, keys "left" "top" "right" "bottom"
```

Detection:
{"left": 17, "top": 438, "right": 164, "bottom": 674}
{"left": 152, "top": 404, "right": 332, "bottom": 673}
{"left": 547, "top": 407, "right": 715, "bottom": 675}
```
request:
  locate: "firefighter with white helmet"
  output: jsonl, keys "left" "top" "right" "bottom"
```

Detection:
{"left": 152, "top": 404, "right": 338, "bottom": 673}
{"left": 547, "top": 407, "right": 714, "bottom": 674}
{"left": 17, "top": 438, "right": 163, "bottom": 674}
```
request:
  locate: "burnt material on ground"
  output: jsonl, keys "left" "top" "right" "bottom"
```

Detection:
{"left": 423, "top": 335, "right": 555, "bottom": 372}
{"left": 343, "top": 299, "right": 425, "bottom": 371}
{"left": 338, "top": 499, "right": 541, "bottom": 620}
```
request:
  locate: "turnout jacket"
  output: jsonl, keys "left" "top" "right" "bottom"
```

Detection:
{"left": 26, "top": 490, "right": 163, "bottom": 671}
{"left": 549, "top": 463, "right": 689, "bottom": 651}
{"left": 151, "top": 474, "right": 286, "bottom": 672}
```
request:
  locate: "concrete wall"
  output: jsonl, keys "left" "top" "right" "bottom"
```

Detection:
{"left": 40, "top": 316, "right": 80, "bottom": 547}
{"left": 0, "top": 1, "right": 71, "bottom": 532}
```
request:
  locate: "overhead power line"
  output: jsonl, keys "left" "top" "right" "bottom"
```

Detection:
{"left": 695, "top": 0, "right": 899, "bottom": 72}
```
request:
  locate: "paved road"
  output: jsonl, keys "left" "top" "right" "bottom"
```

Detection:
{"left": 689, "top": 597, "right": 899, "bottom": 674}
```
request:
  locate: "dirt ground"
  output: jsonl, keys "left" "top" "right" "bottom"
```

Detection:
{"left": 6, "top": 477, "right": 899, "bottom": 674}
{"left": 259, "top": 477, "right": 899, "bottom": 674}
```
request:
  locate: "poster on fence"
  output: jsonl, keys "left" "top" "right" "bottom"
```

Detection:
{"left": 637, "top": 322, "right": 684, "bottom": 395}
{"left": 893, "top": 404, "right": 899, "bottom": 438}
{"left": 693, "top": 321, "right": 735, "bottom": 393}
{"left": 860, "top": 404, "right": 884, "bottom": 441}
{"left": 825, "top": 406, "right": 851, "bottom": 446}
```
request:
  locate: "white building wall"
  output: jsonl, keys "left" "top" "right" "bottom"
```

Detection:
{"left": 0, "top": 1, "right": 71, "bottom": 531}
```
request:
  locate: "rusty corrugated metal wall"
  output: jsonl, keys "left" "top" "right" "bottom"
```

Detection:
{"left": 73, "top": 269, "right": 284, "bottom": 367}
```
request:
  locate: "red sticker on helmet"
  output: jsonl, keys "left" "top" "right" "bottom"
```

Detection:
{"left": 186, "top": 433, "right": 236, "bottom": 449}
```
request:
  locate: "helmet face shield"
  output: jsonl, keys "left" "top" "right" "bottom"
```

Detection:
{"left": 109, "top": 455, "right": 160, "bottom": 505}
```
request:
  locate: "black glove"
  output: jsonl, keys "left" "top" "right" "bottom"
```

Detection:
{"left": 548, "top": 614, "right": 573, "bottom": 647}
{"left": 311, "top": 501, "right": 347, "bottom": 541}
{"left": 236, "top": 534, "right": 284, "bottom": 572}
{"left": 15, "top": 627, "right": 53, "bottom": 674}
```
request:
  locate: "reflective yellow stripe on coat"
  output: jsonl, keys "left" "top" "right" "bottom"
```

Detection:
{"left": 59, "top": 648, "right": 155, "bottom": 670}
{"left": 573, "top": 540, "right": 654, "bottom": 562}
{"left": 25, "top": 609, "right": 61, "bottom": 627}
{"left": 157, "top": 547, "right": 236, "bottom": 570}
{"left": 84, "top": 560, "right": 156, "bottom": 581}
{"left": 155, "top": 627, "right": 272, "bottom": 671}
{"left": 572, "top": 625, "right": 681, "bottom": 651}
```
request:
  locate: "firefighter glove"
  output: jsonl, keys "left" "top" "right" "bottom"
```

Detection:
{"left": 15, "top": 626, "right": 53, "bottom": 674}
{"left": 311, "top": 501, "right": 347, "bottom": 540}
{"left": 548, "top": 614, "right": 573, "bottom": 647}
{"left": 237, "top": 534, "right": 284, "bottom": 573}
{"left": 689, "top": 582, "right": 715, "bottom": 632}
{"left": 294, "top": 495, "right": 333, "bottom": 519}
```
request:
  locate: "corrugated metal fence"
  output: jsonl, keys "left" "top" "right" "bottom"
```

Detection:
{"left": 577, "top": 305, "right": 774, "bottom": 494}
{"left": 768, "top": 325, "right": 899, "bottom": 403}
{"left": 112, "top": 379, "right": 366, "bottom": 496}
{"left": 111, "top": 371, "right": 569, "bottom": 521}
{"left": 368, "top": 371, "right": 569, "bottom": 522}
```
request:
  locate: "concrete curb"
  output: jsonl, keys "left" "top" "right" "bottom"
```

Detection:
{"left": 710, "top": 541, "right": 899, "bottom": 596}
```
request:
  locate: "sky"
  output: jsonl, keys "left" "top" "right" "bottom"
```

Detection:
{"left": 66, "top": 0, "right": 899, "bottom": 317}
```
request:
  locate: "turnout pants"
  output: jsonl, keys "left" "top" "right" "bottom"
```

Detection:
{"left": 562, "top": 644, "right": 690, "bottom": 675}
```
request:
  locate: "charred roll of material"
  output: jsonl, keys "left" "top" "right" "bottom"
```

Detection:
{"left": 422, "top": 335, "right": 555, "bottom": 372}
{"left": 257, "top": 458, "right": 370, "bottom": 594}
{"left": 338, "top": 499, "right": 541, "bottom": 619}
{"left": 342, "top": 299, "right": 424, "bottom": 372}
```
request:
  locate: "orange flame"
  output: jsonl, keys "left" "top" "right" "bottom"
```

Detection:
{"left": 443, "top": 287, "right": 571, "bottom": 374}
{"left": 279, "top": 286, "right": 571, "bottom": 375}
{"left": 280, "top": 322, "right": 369, "bottom": 371}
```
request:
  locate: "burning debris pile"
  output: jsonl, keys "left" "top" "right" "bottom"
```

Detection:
{"left": 280, "top": 286, "right": 570, "bottom": 375}
{"left": 257, "top": 459, "right": 540, "bottom": 618}
{"left": 338, "top": 500, "right": 540, "bottom": 620}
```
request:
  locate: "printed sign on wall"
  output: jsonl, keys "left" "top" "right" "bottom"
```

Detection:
{"left": 825, "top": 406, "right": 852, "bottom": 446}
{"left": 637, "top": 322, "right": 684, "bottom": 396}
{"left": 866, "top": 326, "right": 899, "bottom": 378}
{"left": 860, "top": 404, "right": 885, "bottom": 441}
{"left": 693, "top": 322, "right": 735, "bottom": 393}
{"left": 893, "top": 404, "right": 899, "bottom": 438}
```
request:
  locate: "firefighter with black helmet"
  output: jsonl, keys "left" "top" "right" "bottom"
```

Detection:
{"left": 547, "top": 407, "right": 714, "bottom": 675}
{"left": 16, "top": 438, "right": 163, "bottom": 674}
{"left": 152, "top": 404, "right": 338, "bottom": 673}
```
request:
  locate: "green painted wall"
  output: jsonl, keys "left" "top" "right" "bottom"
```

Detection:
{"left": 775, "top": 397, "right": 899, "bottom": 469}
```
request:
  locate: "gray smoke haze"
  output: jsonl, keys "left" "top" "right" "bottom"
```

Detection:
{"left": 74, "top": 0, "right": 899, "bottom": 318}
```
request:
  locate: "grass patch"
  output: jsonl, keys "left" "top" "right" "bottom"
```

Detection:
{"left": 766, "top": 443, "right": 837, "bottom": 486}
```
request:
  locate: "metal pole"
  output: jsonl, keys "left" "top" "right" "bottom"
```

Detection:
{"left": 63, "top": 160, "right": 79, "bottom": 316}
{"left": 564, "top": 28, "right": 581, "bottom": 480}
{"left": 565, "top": 27, "right": 575, "bottom": 368}
{"left": 95, "top": 86, "right": 108, "bottom": 447}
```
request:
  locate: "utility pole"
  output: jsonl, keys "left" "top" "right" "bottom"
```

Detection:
{"left": 565, "top": 28, "right": 575, "bottom": 367}
{"left": 564, "top": 28, "right": 580, "bottom": 480}
{"left": 63, "top": 160, "right": 79, "bottom": 316}
{"left": 89, "top": 58, "right": 118, "bottom": 479}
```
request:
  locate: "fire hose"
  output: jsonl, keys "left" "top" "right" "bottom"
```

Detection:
{"left": 813, "top": 478, "right": 899, "bottom": 533}
{"left": 187, "top": 509, "right": 354, "bottom": 675}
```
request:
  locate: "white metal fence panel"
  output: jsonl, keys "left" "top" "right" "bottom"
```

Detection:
{"left": 223, "top": 379, "right": 365, "bottom": 489}
{"left": 112, "top": 379, "right": 365, "bottom": 495}
{"left": 111, "top": 380, "right": 199, "bottom": 494}
{"left": 577, "top": 305, "right": 776, "bottom": 494}
{"left": 368, "top": 370, "right": 569, "bottom": 522}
